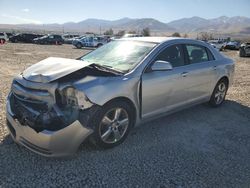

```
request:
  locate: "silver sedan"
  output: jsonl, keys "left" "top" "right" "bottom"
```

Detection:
{"left": 6, "top": 37, "right": 234, "bottom": 156}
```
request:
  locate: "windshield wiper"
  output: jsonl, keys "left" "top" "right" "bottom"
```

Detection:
{"left": 88, "top": 63, "right": 124, "bottom": 75}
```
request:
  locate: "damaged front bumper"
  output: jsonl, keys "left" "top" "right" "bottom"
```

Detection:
{"left": 6, "top": 96, "right": 94, "bottom": 157}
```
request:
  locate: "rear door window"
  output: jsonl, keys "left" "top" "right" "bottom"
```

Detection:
{"left": 206, "top": 48, "right": 215, "bottom": 60}
{"left": 185, "top": 45, "right": 209, "bottom": 64}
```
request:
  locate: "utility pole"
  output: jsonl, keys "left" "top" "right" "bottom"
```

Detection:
{"left": 43, "top": 24, "right": 45, "bottom": 34}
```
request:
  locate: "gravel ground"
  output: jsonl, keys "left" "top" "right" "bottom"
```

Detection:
{"left": 0, "top": 43, "right": 250, "bottom": 188}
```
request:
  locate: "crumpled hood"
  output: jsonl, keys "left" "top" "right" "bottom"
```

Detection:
{"left": 23, "top": 57, "right": 92, "bottom": 83}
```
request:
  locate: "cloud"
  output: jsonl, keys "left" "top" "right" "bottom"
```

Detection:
{"left": 21, "top": 8, "right": 30, "bottom": 12}
{"left": 1, "top": 14, "right": 42, "bottom": 24}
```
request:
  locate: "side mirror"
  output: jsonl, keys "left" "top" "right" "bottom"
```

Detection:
{"left": 151, "top": 60, "right": 173, "bottom": 71}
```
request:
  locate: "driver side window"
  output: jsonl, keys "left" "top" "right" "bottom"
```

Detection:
{"left": 154, "top": 45, "right": 185, "bottom": 67}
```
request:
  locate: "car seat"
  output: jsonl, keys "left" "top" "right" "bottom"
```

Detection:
{"left": 190, "top": 49, "right": 204, "bottom": 64}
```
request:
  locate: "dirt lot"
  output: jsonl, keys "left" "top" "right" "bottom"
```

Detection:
{"left": 0, "top": 43, "right": 250, "bottom": 187}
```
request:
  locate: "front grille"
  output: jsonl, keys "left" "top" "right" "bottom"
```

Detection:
{"left": 14, "top": 80, "right": 48, "bottom": 93}
{"left": 11, "top": 94, "right": 42, "bottom": 129}
{"left": 9, "top": 93, "right": 66, "bottom": 132}
{"left": 13, "top": 92, "right": 48, "bottom": 112}
{"left": 9, "top": 79, "right": 70, "bottom": 132}
{"left": 11, "top": 80, "right": 52, "bottom": 105}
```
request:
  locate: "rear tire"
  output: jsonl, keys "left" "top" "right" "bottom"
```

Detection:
{"left": 89, "top": 101, "right": 133, "bottom": 149}
{"left": 209, "top": 79, "right": 228, "bottom": 107}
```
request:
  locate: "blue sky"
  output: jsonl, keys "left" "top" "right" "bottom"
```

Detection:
{"left": 0, "top": 0, "right": 250, "bottom": 24}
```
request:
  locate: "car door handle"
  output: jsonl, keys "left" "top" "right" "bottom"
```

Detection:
{"left": 181, "top": 72, "right": 188, "bottom": 77}
{"left": 213, "top": 66, "right": 217, "bottom": 70}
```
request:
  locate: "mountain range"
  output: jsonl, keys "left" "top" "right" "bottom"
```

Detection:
{"left": 1, "top": 16, "right": 250, "bottom": 37}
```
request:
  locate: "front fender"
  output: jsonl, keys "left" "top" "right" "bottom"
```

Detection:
{"left": 73, "top": 76, "right": 140, "bottom": 108}
{"left": 216, "top": 59, "right": 235, "bottom": 87}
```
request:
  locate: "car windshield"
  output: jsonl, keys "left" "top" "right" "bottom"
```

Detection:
{"left": 81, "top": 40, "right": 156, "bottom": 72}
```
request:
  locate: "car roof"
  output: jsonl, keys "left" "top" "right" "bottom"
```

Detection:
{"left": 118, "top": 37, "right": 191, "bottom": 44}
{"left": 119, "top": 37, "right": 223, "bottom": 59}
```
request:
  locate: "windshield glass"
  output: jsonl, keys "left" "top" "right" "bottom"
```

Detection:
{"left": 81, "top": 40, "right": 156, "bottom": 72}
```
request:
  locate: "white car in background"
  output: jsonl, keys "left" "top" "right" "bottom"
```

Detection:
{"left": 123, "top": 34, "right": 143, "bottom": 38}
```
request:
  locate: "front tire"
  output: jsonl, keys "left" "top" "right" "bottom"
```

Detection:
{"left": 90, "top": 101, "right": 133, "bottom": 149}
{"left": 239, "top": 49, "right": 246, "bottom": 57}
{"left": 96, "top": 43, "right": 103, "bottom": 48}
{"left": 209, "top": 79, "right": 228, "bottom": 107}
{"left": 76, "top": 43, "right": 82, "bottom": 49}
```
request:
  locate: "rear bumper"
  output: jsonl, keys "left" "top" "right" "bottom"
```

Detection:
{"left": 6, "top": 100, "right": 93, "bottom": 157}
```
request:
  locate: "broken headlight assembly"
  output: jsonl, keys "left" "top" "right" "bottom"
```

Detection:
{"left": 56, "top": 86, "right": 92, "bottom": 110}
{"left": 55, "top": 86, "right": 78, "bottom": 107}
{"left": 63, "top": 87, "right": 78, "bottom": 106}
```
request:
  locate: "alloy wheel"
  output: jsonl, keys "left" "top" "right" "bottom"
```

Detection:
{"left": 99, "top": 108, "right": 129, "bottom": 144}
{"left": 214, "top": 82, "right": 227, "bottom": 104}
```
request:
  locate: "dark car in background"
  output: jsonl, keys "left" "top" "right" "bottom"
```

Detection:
{"left": 239, "top": 43, "right": 250, "bottom": 57}
{"left": 9, "top": 33, "right": 43, "bottom": 43}
{"left": 6, "top": 33, "right": 14, "bottom": 38}
{"left": 33, "top": 34, "right": 64, "bottom": 45}
{"left": 224, "top": 41, "right": 240, "bottom": 50}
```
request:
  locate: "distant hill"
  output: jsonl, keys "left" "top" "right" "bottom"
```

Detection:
{"left": 48, "top": 18, "right": 175, "bottom": 33}
{"left": 168, "top": 16, "right": 250, "bottom": 34}
{"left": 0, "top": 16, "right": 250, "bottom": 37}
{"left": 168, "top": 16, "right": 208, "bottom": 32}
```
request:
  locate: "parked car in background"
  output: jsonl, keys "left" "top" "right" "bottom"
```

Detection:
{"left": 33, "top": 34, "right": 64, "bottom": 45}
{"left": 239, "top": 42, "right": 250, "bottom": 57}
{"left": 72, "top": 36, "right": 107, "bottom": 48}
{"left": 0, "top": 32, "right": 8, "bottom": 43}
{"left": 9, "top": 33, "right": 43, "bottom": 43}
{"left": 224, "top": 41, "right": 240, "bottom": 50}
{"left": 63, "top": 34, "right": 79, "bottom": 44}
{"left": 208, "top": 40, "right": 225, "bottom": 51}
{"left": 6, "top": 37, "right": 234, "bottom": 157}
{"left": 6, "top": 33, "right": 14, "bottom": 38}
{"left": 123, "top": 34, "right": 143, "bottom": 38}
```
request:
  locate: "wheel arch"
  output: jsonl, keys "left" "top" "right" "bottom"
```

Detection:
{"left": 217, "top": 76, "right": 229, "bottom": 87}
{"left": 103, "top": 97, "right": 137, "bottom": 127}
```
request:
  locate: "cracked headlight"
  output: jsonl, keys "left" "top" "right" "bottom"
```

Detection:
{"left": 62, "top": 87, "right": 78, "bottom": 106}
{"left": 57, "top": 87, "right": 93, "bottom": 110}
